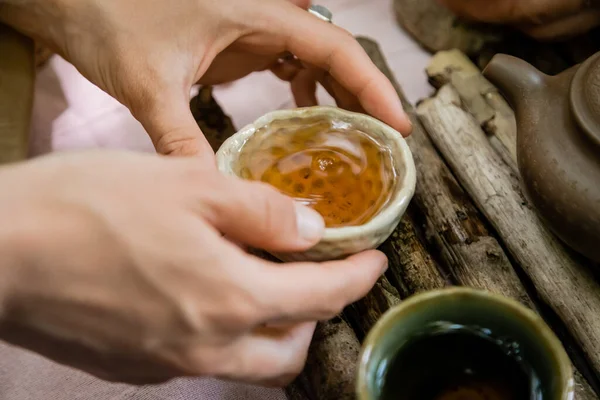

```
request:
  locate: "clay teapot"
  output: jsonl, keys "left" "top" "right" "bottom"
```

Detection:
{"left": 483, "top": 52, "right": 600, "bottom": 262}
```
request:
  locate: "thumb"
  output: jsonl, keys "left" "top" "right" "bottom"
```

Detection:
{"left": 134, "top": 88, "right": 216, "bottom": 163}
{"left": 202, "top": 176, "right": 325, "bottom": 252}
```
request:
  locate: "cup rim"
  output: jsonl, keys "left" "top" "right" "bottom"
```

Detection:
{"left": 356, "top": 287, "right": 574, "bottom": 400}
{"left": 215, "top": 105, "right": 417, "bottom": 242}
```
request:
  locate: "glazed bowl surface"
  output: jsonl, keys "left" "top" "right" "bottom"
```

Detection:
{"left": 215, "top": 106, "right": 416, "bottom": 262}
{"left": 357, "top": 287, "right": 574, "bottom": 400}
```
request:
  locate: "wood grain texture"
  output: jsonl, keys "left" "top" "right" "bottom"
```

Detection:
{"left": 416, "top": 84, "right": 600, "bottom": 380}
{"left": 426, "top": 49, "right": 517, "bottom": 164}
{"left": 297, "top": 317, "right": 361, "bottom": 400}
{"left": 0, "top": 24, "right": 34, "bottom": 164}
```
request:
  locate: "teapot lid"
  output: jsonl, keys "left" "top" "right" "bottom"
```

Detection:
{"left": 570, "top": 52, "right": 600, "bottom": 147}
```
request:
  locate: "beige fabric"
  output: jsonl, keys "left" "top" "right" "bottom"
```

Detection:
{"left": 0, "top": 342, "right": 286, "bottom": 400}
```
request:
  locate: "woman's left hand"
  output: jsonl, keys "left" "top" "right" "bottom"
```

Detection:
{"left": 0, "top": 0, "right": 411, "bottom": 161}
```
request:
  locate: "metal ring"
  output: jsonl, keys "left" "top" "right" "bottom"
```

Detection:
{"left": 308, "top": 5, "right": 333, "bottom": 23}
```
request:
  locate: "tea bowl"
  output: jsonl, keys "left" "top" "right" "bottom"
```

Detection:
{"left": 215, "top": 106, "right": 416, "bottom": 262}
{"left": 357, "top": 287, "right": 574, "bottom": 400}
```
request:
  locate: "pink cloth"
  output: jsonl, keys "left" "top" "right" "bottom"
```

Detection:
{"left": 2, "top": 0, "right": 432, "bottom": 398}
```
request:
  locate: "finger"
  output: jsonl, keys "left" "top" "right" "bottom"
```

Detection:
{"left": 290, "top": 67, "right": 319, "bottom": 107}
{"left": 200, "top": 176, "right": 325, "bottom": 252}
{"left": 208, "top": 322, "right": 317, "bottom": 386}
{"left": 270, "top": 58, "right": 304, "bottom": 82}
{"left": 133, "top": 86, "right": 216, "bottom": 163}
{"left": 249, "top": 2, "right": 412, "bottom": 136}
{"left": 253, "top": 250, "right": 388, "bottom": 323}
{"left": 289, "top": 0, "right": 311, "bottom": 9}
{"left": 319, "top": 73, "right": 365, "bottom": 113}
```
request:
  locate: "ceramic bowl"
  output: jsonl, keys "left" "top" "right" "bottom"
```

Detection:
{"left": 357, "top": 287, "right": 574, "bottom": 400}
{"left": 215, "top": 106, "right": 416, "bottom": 262}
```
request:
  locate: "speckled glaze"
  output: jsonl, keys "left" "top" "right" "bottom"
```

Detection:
{"left": 215, "top": 106, "right": 416, "bottom": 262}
{"left": 357, "top": 288, "right": 574, "bottom": 400}
{"left": 483, "top": 52, "right": 600, "bottom": 262}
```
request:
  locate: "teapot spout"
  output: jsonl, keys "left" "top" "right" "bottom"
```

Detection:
{"left": 483, "top": 54, "right": 546, "bottom": 111}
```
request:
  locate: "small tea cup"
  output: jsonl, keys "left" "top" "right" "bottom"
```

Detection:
{"left": 357, "top": 287, "right": 574, "bottom": 400}
{"left": 215, "top": 106, "right": 416, "bottom": 262}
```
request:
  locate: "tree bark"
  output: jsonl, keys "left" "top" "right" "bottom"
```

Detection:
{"left": 299, "top": 317, "right": 361, "bottom": 400}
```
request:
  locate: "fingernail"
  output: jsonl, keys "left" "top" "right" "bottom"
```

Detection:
{"left": 295, "top": 203, "right": 325, "bottom": 243}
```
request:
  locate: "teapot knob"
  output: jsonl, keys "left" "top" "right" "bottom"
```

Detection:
{"left": 570, "top": 51, "right": 600, "bottom": 147}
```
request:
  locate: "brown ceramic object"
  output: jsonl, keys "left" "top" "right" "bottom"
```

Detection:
{"left": 483, "top": 52, "right": 600, "bottom": 262}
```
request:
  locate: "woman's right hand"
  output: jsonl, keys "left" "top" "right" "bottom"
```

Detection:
{"left": 438, "top": 0, "right": 600, "bottom": 40}
{"left": 0, "top": 151, "right": 387, "bottom": 386}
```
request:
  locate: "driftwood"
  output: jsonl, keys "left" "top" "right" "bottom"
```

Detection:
{"left": 392, "top": 0, "right": 503, "bottom": 56}
{"left": 426, "top": 49, "right": 517, "bottom": 165}
{"left": 190, "top": 85, "right": 237, "bottom": 153}
{"left": 358, "top": 36, "right": 598, "bottom": 399}
{"left": 0, "top": 24, "right": 34, "bottom": 164}
{"left": 287, "top": 317, "right": 361, "bottom": 400}
{"left": 417, "top": 84, "right": 600, "bottom": 381}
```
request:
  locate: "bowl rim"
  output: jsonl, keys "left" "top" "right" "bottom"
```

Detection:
{"left": 215, "top": 105, "right": 417, "bottom": 241}
{"left": 355, "top": 287, "right": 574, "bottom": 400}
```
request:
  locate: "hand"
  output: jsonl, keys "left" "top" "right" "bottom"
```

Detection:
{"left": 0, "top": 0, "right": 411, "bottom": 159}
{"left": 438, "top": 0, "right": 600, "bottom": 40}
{"left": 0, "top": 151, "right": 387, "bottom": 386}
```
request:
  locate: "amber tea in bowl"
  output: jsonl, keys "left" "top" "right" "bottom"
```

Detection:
{"left": 216, "top": 106, "right": 416, "bottom": 262}
{"left": 236, "top": 115, "right": 397, "bottom": 228}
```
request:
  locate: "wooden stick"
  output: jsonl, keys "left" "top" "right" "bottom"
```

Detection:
{"left": 426, "top": 49, "right": 517, "bottom": 164}
{"left": 344, "top": 276, "right": 402, "bottom": 340}
{"left": 190, "top": 85, "right": 237, "bottom": 153}
{"left": 416, "top": 84, "right": 600, "bottom": 378}
{"left": 300, "top": 318, "right": 361, "bottom": 400}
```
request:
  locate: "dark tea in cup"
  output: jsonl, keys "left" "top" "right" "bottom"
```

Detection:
{"left": 357, "top": 289, "right": 573, "bottom": 400}
{"left": 378, "top": 322, "right": 542, "bottom": 400}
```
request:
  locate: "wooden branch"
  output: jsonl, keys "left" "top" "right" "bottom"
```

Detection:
{"left": 344, "top": 276, "right": 402, "bottom": 340}
{"left": 299, "top": 317, "right": 361, "bottom": 400}
{"left": 357, "top": 36, "right": 598, "bottom": 399}
{"left": 416, "top": 84, "right": 600, "bottom": 378}
{"left": 426, "top": 49, "right": 517, "bottom": 165}
{"left": 0, "top": 24, "right": 34, "bottom": 164}
{"left": 392, "top": 0, "right": 503, "bottom": 55}
{"left": 190, "top": 85, "right": 237, "bottom": 153}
